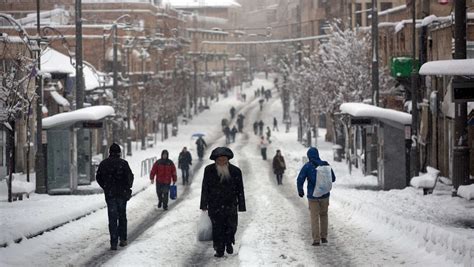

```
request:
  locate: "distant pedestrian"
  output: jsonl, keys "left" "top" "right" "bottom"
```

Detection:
{"left": 273, "top": 117, "right": 279, "bottom": 132}
{"left": 230, "top": 106, "right": 236, "bottom": 119}
{"left": 221, "top": 118, "right": 229, "bottom": 130}
{"left": 261, "top": 86, "right": 265, "bottom": 96}
{"left": 272, "top": 150, "right": 286, "bottom": 185}
{"left": 150, "top": 150, "right": 177, "bottom": 211}
{"left": 258, "top": 99, "right": 264, "bottom": 111}
{"left": 266, "top": 126, "right": 271, "bottom": 143}
{"left": 96, "top": 143, "right": 134, "bottom": 250}
{"left": 178, "top": 147, "right": 192, "bottom": 185}
{"left": 200, "top": 147, "right": 246, "bottom": 258}
{"left": 242, "top": 93, "right": 247, "bottom": 102}
{"left": 237, "top": 114, "right": 245, "bottom": 132}
{"left": 258, "top": 120, "right": 264, "bottom": 136}
{"left": 196, "top": 136, "right": 207, "bottom": 161}
{"left": 259, "top": 136, "right": 268, "bottom": 160}
{"left": 297, "top": 147, "right": 336, "bottom": 246}
{"left": 231, "top": 126, "right": 238, "bottom": 143}
{"left": 223, "top": 125, "right": 231, "bottom": 144}
{"left": 253, "top": 121, "right": 258, "bottom": 135}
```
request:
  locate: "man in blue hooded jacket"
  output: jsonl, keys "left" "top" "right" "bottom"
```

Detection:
{"left": 297, "top": 147, "right": 336, "bottom": 246}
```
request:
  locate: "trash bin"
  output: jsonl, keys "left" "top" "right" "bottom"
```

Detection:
{"left": 333, "top": 144, "right": 343, "bottom": 162}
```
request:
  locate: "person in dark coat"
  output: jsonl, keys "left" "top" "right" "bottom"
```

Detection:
{"left": 272, "top": 150, "right": 286, "bottom": 185}
{"left": 96, "top": 143, "right": 134, "bottom": 250}
{"left": 237, "top": 114, "right": 245, "bottom": 132}
{"left": 273, "top": 117, "right": 279, "bottom": 132}
{"left": 178, "top": 147, "right": 192, "bottom": 185}
{"left": 196, "top": 136, "right": 207, "bottom": 161}
{"left": 266, "top": 126, "right": 272, "bottom": 143}
{"left": 150, "top": 150, "right": 177, "bottom": 210}
{"left": 258, "top": 120, "right": 264, "bottom": 136}
{"left": 253, "top": 121, "right": 258, "bottom": 135}
{"left": 200, "top": 147, "right": 246, "bottom": 258}
{"left": 230, "top": 106, "right": 236, "bottom": 119}
{"left": 223, "top": 125, "right": 231, "bottom": 144}
{"left": 230, "top": 126, "right": 238, "bottom": 143}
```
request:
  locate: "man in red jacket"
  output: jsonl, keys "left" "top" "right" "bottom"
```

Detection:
{"left": 150, "top": 150, "right": 177, "bottom": 210}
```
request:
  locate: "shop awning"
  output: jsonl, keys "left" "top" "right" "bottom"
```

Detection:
{"left": 43, "top": 105, "right": 114, "bottom": 129}
{"left": 419, "top": 59, "right": 474, "bottom": 76}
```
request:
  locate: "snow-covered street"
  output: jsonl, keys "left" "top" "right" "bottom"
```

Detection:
{"left": 1, "top": 77, "right": 472, "bottom": 266}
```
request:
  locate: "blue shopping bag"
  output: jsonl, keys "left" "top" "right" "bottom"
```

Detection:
{"left": 170, "top": 184, "right": 177, "bottom": 200}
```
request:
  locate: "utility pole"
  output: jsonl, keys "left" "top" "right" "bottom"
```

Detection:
{"left": 193, "top": 59, "right": 198, "bottom": 114}
{"left": 141, "top": 50, "right": 146, "bottom": 150}
{"left": 452, "top": 0, "right": 469, "bottom": 195}
{"left": 35, "top": 0, "right": 46, "bottom": 194}
{"left": 112, "top": 24, "right": 118, "bottom": 143}
{"left": 126, "top": 46, "right": 132, "bottom": 156}
{"left": 371, "top": 0, "right": 379, "bottom": 106}
{"left": 410, "top": 0, "right": 419, "bottom": 178}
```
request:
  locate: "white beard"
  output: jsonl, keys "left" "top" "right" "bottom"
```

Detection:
{"left": 216, "top": 163, "right": 231, "bottom": 182}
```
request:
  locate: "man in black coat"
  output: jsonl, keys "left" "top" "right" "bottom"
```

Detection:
{"left": 200, "top": 147, "right": 246, "bottom": 258}
{"left": 96, "top": 143, "right": 134, "bottom": 250}
{"left": 178, "top": 146, "right": 192, "bottom": 185}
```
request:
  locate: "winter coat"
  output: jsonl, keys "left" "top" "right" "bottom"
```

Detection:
{"left": 200, "top": 163, "right": 246, "bottom": 216}
{"left": 272, "top": 155, "right": 286, "bottom": 175}
{"left": 196, "top": 138, "right": 207, "bottom": 151}
{"left": 260, "top": 139, "right": 268, "bottom": 149}
{"left": 296, "top": 147, "right": 336, "bottom": 200}
{"left": 150, "top": 159, "right": 177, "bottom": 184}
{"left": 178, "top": 151, "right": 192, "bottom": 170}
{"left": 96, "top": 154, "right": 134, "bottom": 200}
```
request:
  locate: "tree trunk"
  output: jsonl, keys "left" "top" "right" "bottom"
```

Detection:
{"left": 7, "top": 120, "right": 15, "bottom": 202}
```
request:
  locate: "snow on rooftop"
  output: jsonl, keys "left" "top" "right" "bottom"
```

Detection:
{"left": 419, "top": 59, "right": 474, "bottom": 76}
{"left": 41, "top": 48, "right": 106, "bottom": 91}
{"left": 42, "top": 105, "right": 114, "bottom": 129}
{"left": 162, "top": 0, "right": 241, "bottom": 8}
{"left": 340, "top": 102, "right": 412, "bottom": 125}
{"left": 458, "top": 184, "right": 474, "bottom": 200}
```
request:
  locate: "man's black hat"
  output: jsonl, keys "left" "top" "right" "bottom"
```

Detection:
{"left": 209, "top": 147, "right": 234, "bottom": 160}
{"left": 109, "top": 143, "right": 121, "bottom": 154}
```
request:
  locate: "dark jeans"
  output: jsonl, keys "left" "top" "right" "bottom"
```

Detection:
{"left": 209, "top": 206, "right": 238, "bottom": 253}
{"left": 105, "top": 197, "right": 128, "bottom": 246}
{"left": 181, "top": 168, "right": 189, "bottom": 185}
{"left": 276, "top": 173, "right": 283, "bottom": 185}
{"left": 156, "top": 183, "right": 170, "bottom": 208}
{"left": 261, "top": 148, "right": 267, "bottom": 160}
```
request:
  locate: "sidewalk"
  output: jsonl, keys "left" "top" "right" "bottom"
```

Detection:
{"left": 0, "top": 76, "right": 275, "bottom": 247}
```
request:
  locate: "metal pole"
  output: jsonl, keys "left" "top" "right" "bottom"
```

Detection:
{"left": 410, "top": 0, "right": 419, "bottom": 177}
{"left": 126, "top": 47, "right": 132, "bottom": 156}
{"left": 141, "top": 52, "right": 146, "bottom": 150}
{"left": 35, "top": 0, "right": 46, "bottom": 194}
{"left": 452, "top": 0, "right": 469, "bottom": 195}
{"left": 371, "top": 0, "right": 379, "bottom": 106}
{"left": 112, "top": 24, "right": 118, "bottom": 143}
{"left": 193, "top": 59, "right": 197, "bottom": 114}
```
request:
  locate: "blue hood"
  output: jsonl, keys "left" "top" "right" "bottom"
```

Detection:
{"left": 307, "top": 147, "right": 323, "bottom": 165}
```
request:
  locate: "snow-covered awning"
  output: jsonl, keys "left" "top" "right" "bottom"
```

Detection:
{"left": 50, "top": 91, "right": 70, "bottom": 107}
{"left": 419, "top": 59, "right": 474, "bottom": 76}
{"left": 340, "top": 102, "right": 412, "bottom": 125}
{"left": 43, "top": 105, "right": 114, "bottom": 129}
{"left": 41, "top": 47, "right": 107, "bottom": 91}
{"left": 162, "top": 0, "right": 241, "bottom": 8}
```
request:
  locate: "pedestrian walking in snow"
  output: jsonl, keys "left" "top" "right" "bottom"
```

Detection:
{"left": 96, "top": 143, "right": 134, "bottom": 250}
{"left": 272, "top": 150, "right": 286, "bottom": 185}
{"left": 266, "top": 126, "right": 272, "bottom": 143}
{"left": 178, "top": 147, "right": 192, "bottom": 185}
{"left": 258, "top": 98, "right": 264, "bottom": 111}
{"left": 223, "top": 125, "right": 231, "bottom": 144}
{"left": 260, "top": 136, "right": 268, "bottom": 160}
{"left": 261, "top": 86, "right": 265, "bottom": 96}
{"left": 230, "top": 106, "right": 236, "bottom": 119}
{"left": 253, "top": 121, "right": 258, "bottom": 135}
{"left": 196, "top": 136, "right": 207, "bottom": 161}
{"left": 296, "top": 147, "right": 336, "bottom": 246}
{"left": 200, "top": 147, "right": 246, "bottom": 258}
{"left": 273, "top": 117, "right": 279, "bottom": 131}
{"left": 150, "top": 150, "right": 177, "bottom": 210}
{"left": 231, "top": 126, "right": 238, "bottom": 143}
{"left": 258, "top": 120, "right": 264, "bottom": 136}
{"left": 237, "top": 114, "right": 245, "bottom": 132}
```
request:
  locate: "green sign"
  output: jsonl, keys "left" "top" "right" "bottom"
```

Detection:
{"left": 390, "top": 57, "right": 420, "bottom": 78}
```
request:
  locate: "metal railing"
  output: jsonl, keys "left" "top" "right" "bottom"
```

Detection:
{"left": 140, "top": 157, "right": 157, "bottom": 177}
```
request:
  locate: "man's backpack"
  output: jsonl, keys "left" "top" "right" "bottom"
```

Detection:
{"left": 311, "top": 164, "right": 333, "bottom": 197}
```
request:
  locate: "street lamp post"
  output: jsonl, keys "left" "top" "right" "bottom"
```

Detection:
{"left": 410, "top": 0, "right": 419, "bottom": 178}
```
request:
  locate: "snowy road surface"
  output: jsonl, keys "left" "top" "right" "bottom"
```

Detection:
{"left": 0, "top": 76, "right": 463, "bottom": 266}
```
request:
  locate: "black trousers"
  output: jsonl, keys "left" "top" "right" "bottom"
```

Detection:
{"left": 106, "top": 197, "right": 128, "bottom": 245}
{"left": 276, "top": 173, "right": 283, "bottom": 185}
{"left": 209, "top": 206, "right": 238, "bottom": 252}
{"left": 156, "top": 183, "right": 170, "bottom": 208}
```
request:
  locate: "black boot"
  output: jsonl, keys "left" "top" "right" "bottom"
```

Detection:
{"left": 226, "top": 243, "right": 233, "bottom": 254}
{"left": 214, "top": 250, "right": 224, "bottom": 257}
